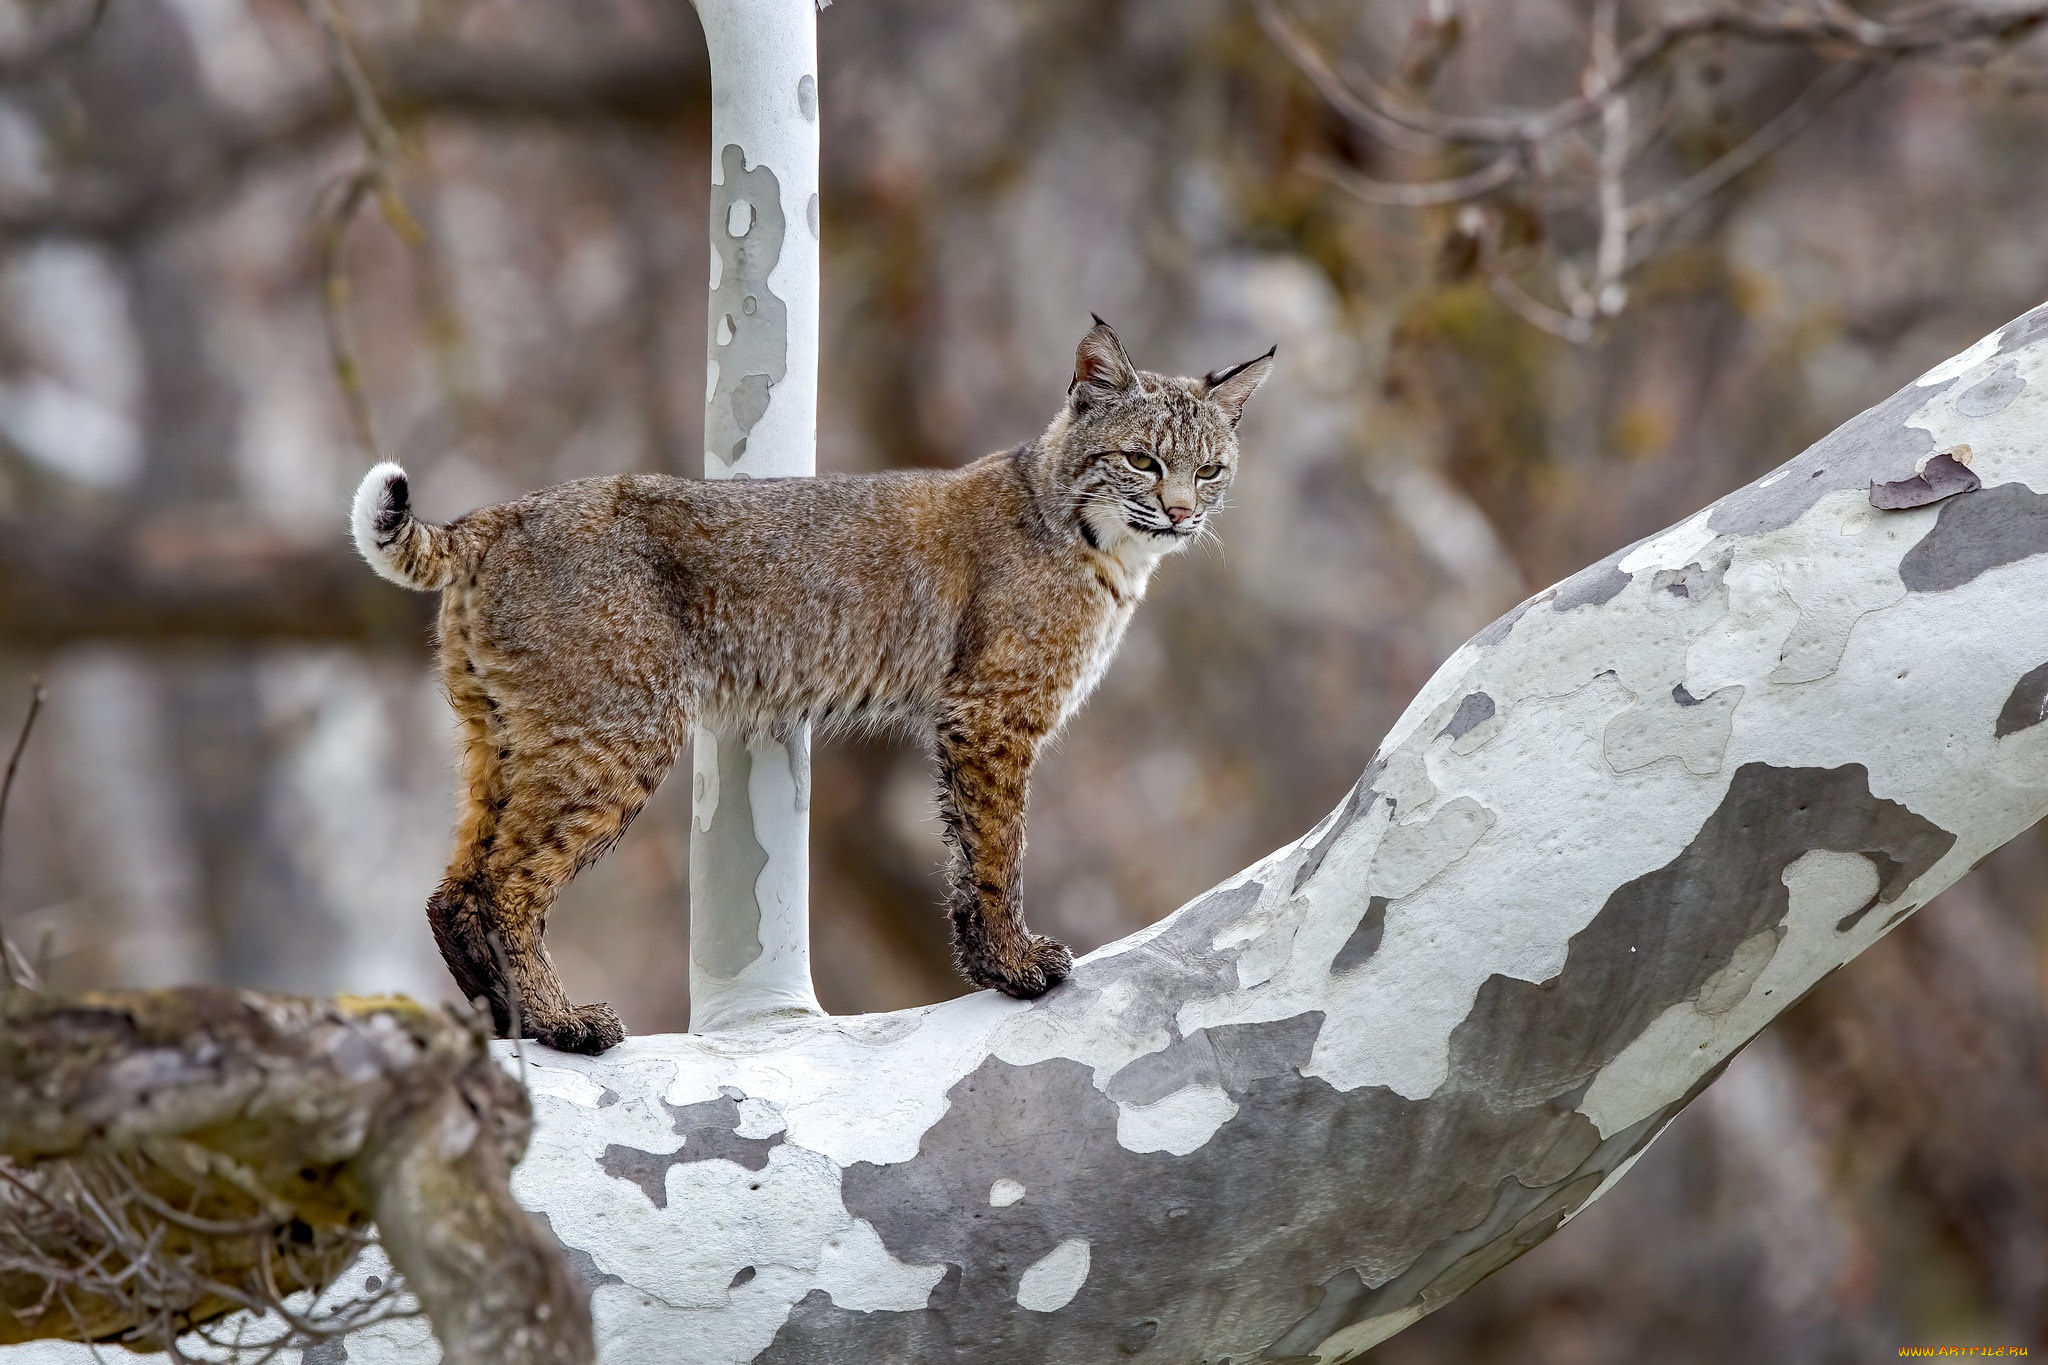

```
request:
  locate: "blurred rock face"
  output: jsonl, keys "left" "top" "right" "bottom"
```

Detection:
{"left": 0, "top": 0, "right": 2044, "bottom": 1355}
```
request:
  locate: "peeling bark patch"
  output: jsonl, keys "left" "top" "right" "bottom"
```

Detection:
{"left": 1709, "top": 376, "right": 1951, "bottom": 536}
{"left": 1550, "top": 560, "right": 1632, "bottom": 613}
{"left": 1955, "top": 364, "right": 2025, "bottom": 417}
{"left": 1870, "top": 451, "right": 1981, "bottom": 510}
{"left": 1371, "top": 797, "right": 1494, "bottom": 898}
{"left": 1603, "top": 684, "right": 1742, "bottom": 776}
{"left": 1995, "top": 661, "right": 2048, "bottom": 737}
{"left": 1263, "top": 1268, "right": 1368, "bottom": 1359}
{"left": 1445, "top": 763, "right": 1951, "bottom": 1107}
{"left": 1650, "top": 552, "right": 1729, "bottom": 603}
{"left": 1898, "top": 482, "right": 2048, "bottom": 592}
{"left": 797, "top": 73, "right": 818, "bottom": 121}
{"left": 302, "top": 1342, "right": 348, "bottom": 1365}
{"left": 1016, "top": 1238, "right": 1092, "bottom": 1311}
{"left": 706, "top": 144, "right": 789, "bottom": 468}
{"left": 1104, "top": 1014, "right": 1324, "bottom": 1106}
{"left": 1332, "top": 897, "right": 1389, "bottom": 974}
{"left": 1438, "top": 692, "right": 1496, "bottom": 742}
{"left": 598, "top": 1094, "right": 784, "bottom": 1209}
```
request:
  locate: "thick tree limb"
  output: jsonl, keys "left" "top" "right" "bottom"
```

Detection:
{"left": 296, "top": 304, "right": 2048, "bottom": 1364}
{"left": 0, "top": 34, "right": 708, "bottom": 245}
{"left": 0, "top": 988, "right": 590, "bottom": 1363}
{"left": 0, "top": 518, "right": 431, "bottom": 646}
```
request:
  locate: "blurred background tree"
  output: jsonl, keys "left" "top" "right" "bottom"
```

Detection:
{"left": 0, "top": 0, "right": 2044, "bottom": 1357}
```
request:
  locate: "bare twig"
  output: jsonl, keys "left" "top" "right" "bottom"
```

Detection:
{"left": 318, "top": 170, "right": 390, "bottom": 462}
{"left": 1588, "top": 0, "right": 1630, "bottom": 320}
{"left": 1261, "top": 0, "right": 2048, "bottom": 338}
{"left": 1625, "top": 61, "right": 1872, "bottom": 235}
{"left": 297, "top": 0, "right": 429, "bottom": 464}
{"left": 0, "top": 0, "right": 109, "bottom": 82}
{"left": 0, "top": 679, "right": 47, "bottom": 991}
{"left": 1306, "top": 151, "right": 1519, "bottom": 207}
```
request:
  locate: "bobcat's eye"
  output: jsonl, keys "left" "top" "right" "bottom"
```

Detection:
{"left": 1124, "top": 452, "right": 1160, "bottom": 474}
{"left": 1196, "top": 463, "right": 1224, "bottom": 480}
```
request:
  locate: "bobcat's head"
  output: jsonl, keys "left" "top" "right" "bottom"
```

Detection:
{"left": 1037, "top": 318, "right": 1273, "bottom": 561}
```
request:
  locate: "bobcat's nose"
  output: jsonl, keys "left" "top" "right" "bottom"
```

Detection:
{"left": 1165, "top": 504, "right": 1195, "bottom": 525}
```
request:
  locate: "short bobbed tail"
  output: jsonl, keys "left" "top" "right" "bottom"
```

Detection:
{"left": 351, "top": 462, "right": 476, "bottom": 591}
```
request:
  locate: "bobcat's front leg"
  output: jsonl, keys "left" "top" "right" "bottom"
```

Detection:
{"left": 934, "top": 705, "right": 1072, "bottom": 998}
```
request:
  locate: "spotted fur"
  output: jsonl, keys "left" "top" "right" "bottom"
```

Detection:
{"left": 352, "top": 321, "right": 1272, "bottom": 1053}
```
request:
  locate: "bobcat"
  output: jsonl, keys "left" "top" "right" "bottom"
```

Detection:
{"left": 352, "top": 319, "right": 1272, "bottom": 1053}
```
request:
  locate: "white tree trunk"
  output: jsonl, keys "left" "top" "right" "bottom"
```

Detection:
{"left": 465, "top": 303, "right": 2048, "bottom": 1363}
{"left": 686, "top": 0, "right": 825, "bottom": 1034}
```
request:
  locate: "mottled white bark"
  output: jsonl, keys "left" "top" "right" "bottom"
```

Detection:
{"left": 686, "top": 0, "right": 825, "bottom": 1034}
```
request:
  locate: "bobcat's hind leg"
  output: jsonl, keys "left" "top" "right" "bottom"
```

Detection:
{"left": 429, "top": 637, "right": 686, "bottom": 1054}
{"left": 934, "top": 704, "right": 1072, "bottom": 999}
{"left": 473, "top": 722, "right": 684, "bottom": 1054}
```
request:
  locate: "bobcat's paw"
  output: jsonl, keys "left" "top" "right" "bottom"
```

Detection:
{"left": 973, "top": 934, "right": 1074, "bottom": 1000}
{"left": 530, "top": 1001, "right": 626, "bottom": 1055}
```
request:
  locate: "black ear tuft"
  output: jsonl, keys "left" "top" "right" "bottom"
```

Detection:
{"left": 1202, "top": 345, "right": 1276, "bottom": 425}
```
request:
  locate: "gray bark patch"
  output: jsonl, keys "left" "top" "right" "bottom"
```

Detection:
{"left": 692, "top": 735, "right": 768, "bottom": 978}
{"left": 302, "top": 1342, "right": 348, "bottom": 1364}
{"left": 1709, "top": 376, "right": 1951, "bottom": 536}
{"left": 1445, "top": 763, "right": 1952, "bottom": 1107}
{"left": 598, "top": 1094, "right": 783, "bottom": 1209}
{"left": 1550, "top": 560, "right": 1632, "bottom": 613}
{"left": 1996, "top": 661, "right": 2048, "bottom": 738}
{"left": 1332, "top": 897, "right": 1389, "bottom": 975}
{"left": 1898, "top": 482, "right": 2048, "bottom": 593}
{"left": 706, "top": 144, "right": 789, "bottom": 468}
{"left": 1955, "top": 364, "right": 2025, "bottom": 417}
{"left": 1437, "top": 692, "right": 1496, "bottom": 742}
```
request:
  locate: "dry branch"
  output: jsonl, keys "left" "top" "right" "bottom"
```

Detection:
{"left": 1261, "top": 0, "right": 2048, "bottom": 336}
{"left": 0, "top": 988, "right": 590, "bottom": 1363}
{"left": 0, "top": 518, "right": 432, "bottom": 646}
{"left": 0, "top": 33, "right": 709, "bottom": 246}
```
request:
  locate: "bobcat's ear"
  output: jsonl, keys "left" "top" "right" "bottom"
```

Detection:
{"left": 1201, "top": 346, "right": 1276, "bottom": 426}
{"left": 1070, "top": 315, "right": 1137, "bottom": 403}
